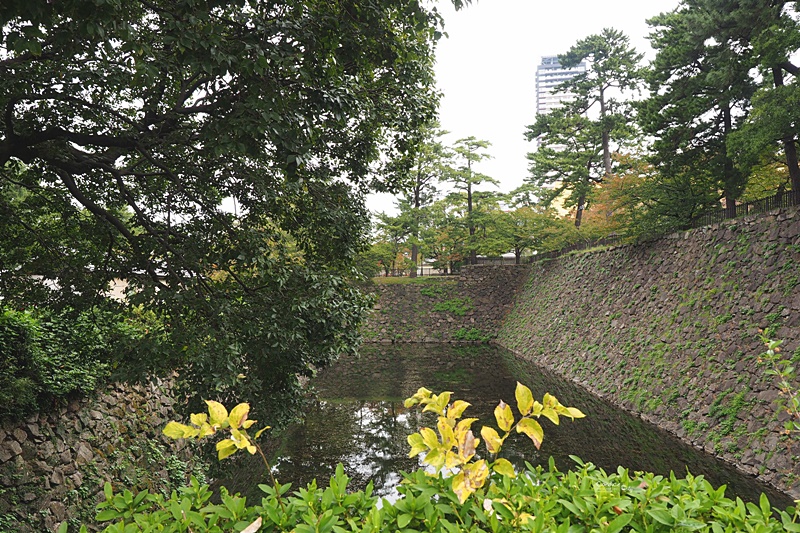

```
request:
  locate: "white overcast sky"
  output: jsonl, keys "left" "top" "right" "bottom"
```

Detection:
{"left": 367, "top": 0, "right": 681, "bottom": 215}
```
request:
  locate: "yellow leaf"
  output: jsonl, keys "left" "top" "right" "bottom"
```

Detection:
{"left": 566, "top": 407, "right": 586, "bottom": 419}
{"left": 437, "top": 417, "right": 456, "bottom": 448}
{"left": 190, "top": 413, "right": 208, "bottom": 427}
{"left": 216, "top": 439, "right": 236, "bottom": 460}
{"left": 230, "top": 428, "right": 251, "bottom": 449}
{"left": 197, "top": 423, "right": 215, "bottom": 438}
{"left": 494, "top": 401, "right": 514, "bottom": 432}
{"left": 455, "top": 417, "right": 478, "bottom": 435}
{"left": 492, "top": 458, "right": 516, "bottom": 478}
{"left": 423, "top": 391, "right": 452, "bottom": 416}
{"left": 445, "top": 450, "right": 462, "bottom": 469}
{"left": 452, "top": 472, "right": 470, "bottom": 504}
{"left": 254, "top": 426, "right": 271, "bottom": 439}
{"left": 228, "top": 403, "right": 250, "bottom": 429}
{"left": 515, "top": 382, "right": 534, "bottom": 416}
{"left": 518, "top": 513, "right": 534, "bottom": 525}
{"left": 541, "top": 407, "right": 560, "bottom": 426}
{"left": 516, "top": 418, "right": 544, "bottom": 449}
{"left": 480, "top": 426, "right": 503, "bottom": 454}
{"left": 404, "top": 387, "right": 433, "bottom": 408}
{"left": 452, "top": 461, "right": 489, "bottom": 504}
{"left": 242, "top": 419, "right": 256, "bottom": 429}
{"left": 447, "top": 400, "right": 471, "bottom": 420}
{"left": 163, "top": 421, "right": 198, "bottom": 440}
{"left": 458, "top": 429, "right": 477, "bottom": 460}
{"left": 246, "top": 444, "right": 256, "bottom": 455}
{"left": 407, "top": 433, "right": 427, "bottom": 457}
{"left": 205, "top": 400, "right": 228, "bottom": 427}
{"left": 531, "top": 400, "right": 543, "bottom": 416}
{"left": 420, "top": 427, "right": 439, "bottom": 449}
{"left": 424, "top": 448, "right": 446, "bottom": 470}
{"left": 542, "top": 393, "right": 557, "bottom": 409}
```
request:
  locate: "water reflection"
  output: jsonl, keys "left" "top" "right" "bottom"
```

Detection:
{"left": 216, "top": 344, "right": 792, "bottom": 508}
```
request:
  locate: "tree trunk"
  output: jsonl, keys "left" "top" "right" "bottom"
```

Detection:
{"left": 467, "top": 181, "right": 476, "bottom": 265}
{"left": 600, "top": 88, "right": 612, "bottom": 179}
{"left": 773, "top": 67, "right": 800, "bottom": 197}
{"left": 575, "top": 191, "right": 586, "bottom": 228}
{"left": 722, "top": 105, "right": 737, "bottom": 219}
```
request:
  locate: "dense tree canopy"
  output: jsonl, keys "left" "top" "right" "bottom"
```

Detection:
{"left": 0, "top": 0, "right": 466, "bottom": 419}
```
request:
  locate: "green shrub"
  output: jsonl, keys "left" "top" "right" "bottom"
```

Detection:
{"left": 452, "top": 327, "right": 491, "bottom": 342}
{"left": 68, "top": 387, "right": 800, "bottom": 532}
{"left": 0, "top": 306, "right": 152, "bottom": 420}
{"left": 77, "top": 459, "right": 800, "bottom": 533}
{"left": 433, "top": 297, "right": 473, "bottom": 316}
{"left": 0, "top": 308, "right": 43, "bottom": 417}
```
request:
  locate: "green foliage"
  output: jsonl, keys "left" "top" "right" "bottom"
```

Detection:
{"left": 0, "top": 0, "right": 453, "bottom": 422}
{"left": 451, "top": 327, "right": 491, "bottom": 342}
{"left": 432, "top": 297, "right": 472, "bottom": 316}
{"left": 0, "top": 305, "right": 148, "bottom": 420}
{"left": 75, "top": 385, "right": 800, "bottom": 532}
{"left": 419, "top": 283, "right": 449, "bottom": 297}
{"left": 760, "top": 338, "right": 800, "bottom": 437}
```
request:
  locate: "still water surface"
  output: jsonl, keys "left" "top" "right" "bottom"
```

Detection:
{"left": 218, "top": 344, "right": 792, "bottom": 507}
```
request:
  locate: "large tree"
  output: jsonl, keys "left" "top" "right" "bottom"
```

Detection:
{"left": 388, "top": 123, "right": 449, "bottom": 277}
{"left": 443, "top": 136, "right": 497, "bottom": 265}
{"left": 0, "top": 0, "right": 465, "bottom": 419}
{"left": 723, "top": 0, "right": 800, "bottom": 196}
{"left": 641, "top": 2, "right": 756, "bottom": 220}
{"left": 525, "top": 110, "right": 604, "bottom": 228}
{"left": 559, "top": 28, "right": 644, "bottom": 179}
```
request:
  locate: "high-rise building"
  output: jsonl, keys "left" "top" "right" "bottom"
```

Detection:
{"left": 535, "top": 56, "right": 587, "bottom": 116}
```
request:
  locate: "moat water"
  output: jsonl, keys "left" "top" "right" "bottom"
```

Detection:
{"left": 217, "top": 344, "right": 792, "bottom": 508}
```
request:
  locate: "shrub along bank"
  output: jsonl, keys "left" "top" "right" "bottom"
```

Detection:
{"left": 67, "top": 390, "right": 800, "bottom": 532}
{"left": 0, "top": 305, "right": 154, "bottom": 421}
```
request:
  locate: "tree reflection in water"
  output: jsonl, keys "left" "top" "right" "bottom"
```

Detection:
{"left": 214, "top": 344, "right": 792, "bottom": 508}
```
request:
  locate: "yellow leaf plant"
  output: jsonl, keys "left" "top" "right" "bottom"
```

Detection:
{"left": 404, "top": 382, "right": 585, "bottom": 505}
{"left": 163, "top": 400, "right": 283, "bottom": 511}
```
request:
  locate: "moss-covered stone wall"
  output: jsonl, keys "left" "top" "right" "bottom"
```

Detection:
{"left": 0, "top": 381, "right": 204, "bottom": 532}
{"left": 496, "top": 207, "right": 800, "bottom": 497}
{"left": 361, "top": 265, "right": 529, "bottom": 343}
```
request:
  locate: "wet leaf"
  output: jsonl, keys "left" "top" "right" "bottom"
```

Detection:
{"left": 481, "top": 426, "right": 503, "bottom": 454}
{"left": 492, "top": 458, "right": 516, "bottom": 478}
{"left": 516, "top": 418, "right": 544, "bottom": 449}
{"left": 515, "top": 382, "right": 534, "bottom": 416}
{"left": 494, "top": 401, "right": 514, "bottom": 432}
{"left": 205, "top": 400, "right": 228, "bottom": 427}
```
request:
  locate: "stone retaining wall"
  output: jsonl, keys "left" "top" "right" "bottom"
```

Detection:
{"left": 361, "top": 265, "right": 529, "bottom": 343}
{"left": 496, "top": 207, "right": 800, "bottom": 498}
{"left": 0, "top": 380, "right": 202, "bottom": 533}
